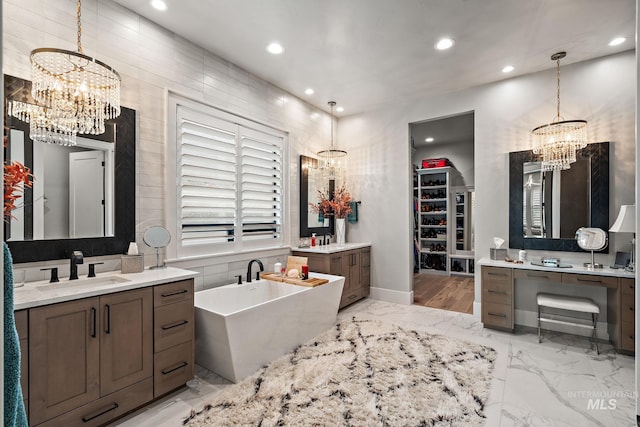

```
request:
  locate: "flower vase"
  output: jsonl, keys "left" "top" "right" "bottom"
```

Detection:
{"left": 335, "top": 218, "right": 346, "bottom": 245}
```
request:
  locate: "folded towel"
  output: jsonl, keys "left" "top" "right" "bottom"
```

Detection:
{"left": 347, "top": 201, "right": 358, "bottom": 224}
{"left": 4, "top": 243, "right": 28, "bottom": 427}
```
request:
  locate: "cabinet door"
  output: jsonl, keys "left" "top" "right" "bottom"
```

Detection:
{"left": 100, "top": 288, "right": 153, "bottom": 396}
{"left": 30, "top": 297, "right": 100, "bottom": 425}
{"left": 349, "top": 251, "right": 361, "bottom": 291}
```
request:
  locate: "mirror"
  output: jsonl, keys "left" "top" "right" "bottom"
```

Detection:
{"left": 509, "top": 142, "right": 609, "bottom": 252}
{"left": 4, "top": 74, "right": 136, "bottom": 263}
{"left": 143, "top": 226, "right": 171, "bottom": 269}
{"left": 299, "top": 155, "right": 334, "bottom": 237}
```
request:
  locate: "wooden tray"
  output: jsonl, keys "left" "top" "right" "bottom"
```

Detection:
{"left": 259, "top": 272, "right": 328, "bottom": 287}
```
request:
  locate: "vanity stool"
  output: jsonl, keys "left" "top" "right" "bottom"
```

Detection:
{"left": 536, "top": 292, "right": 600, "bottom": 354}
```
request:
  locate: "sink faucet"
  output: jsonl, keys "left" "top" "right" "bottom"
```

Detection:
{"left": 246, "top": 259, "right": 264, "bottom": 283}
{"left": 70, "top": 251, "right": 84, "bottom": 280}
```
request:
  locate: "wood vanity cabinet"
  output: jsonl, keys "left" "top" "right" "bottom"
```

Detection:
{"left": 15, "top": 310, "right": 28, "bottom": 419}
{"left": 23, "top": 279, "right": 194, "bottom": 427}
{"left": 481, "top": 266, "right": 513, "bottom": 331}
{"left": 293, "top": 246, "right": 371, "bottom": 309}
{"left": 612, "top": 277, "right": 635, "bottom": 354}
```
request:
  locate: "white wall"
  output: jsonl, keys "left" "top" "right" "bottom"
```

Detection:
{"left": 341, "top": 51, "right": 636, "bottom": 312}
{"left": 2, "top": 0, "right": 337, "bottom": 289}
{"left": 413, "top": 142, "right": 474, "bottom": 187}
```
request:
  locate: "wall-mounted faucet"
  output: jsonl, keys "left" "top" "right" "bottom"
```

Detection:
{"left": 246, "top": 259, "right": 264, "bottom": 283}
{"left": 69, "top": 251, "right": 84, "bottom": 280}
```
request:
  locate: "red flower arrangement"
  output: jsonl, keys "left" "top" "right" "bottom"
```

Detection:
{"left": 310, "top": 185, "right": 353, "bottom": 219}
{"left": 4, "top": 127, "right": 33, "bottom": 220}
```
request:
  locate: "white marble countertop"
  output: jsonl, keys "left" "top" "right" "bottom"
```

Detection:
{"left": 291, "top": 242, "right": 372, "bottom": 254}
{"left": 14, "top": 267, "right": 198, "bottom": 310}
{"left": 478, "top": 258, "right": 636, "bottom": 278}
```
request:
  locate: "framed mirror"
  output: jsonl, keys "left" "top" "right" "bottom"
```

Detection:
{"left": 299, "top": 155, "right": 334, "bottom": 237}
{"left": 4, "top": 74, "right": 136, "bottom": 263}
{"left": 509, "top": 142, "right": 609, "bottom": 252}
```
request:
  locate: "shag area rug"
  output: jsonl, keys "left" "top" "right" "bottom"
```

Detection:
{"left": 184, "top": 318, "right": 496, "bottom": 426}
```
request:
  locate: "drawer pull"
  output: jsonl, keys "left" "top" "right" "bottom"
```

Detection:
{"left": 162, "top": 320, "right": 189, "bottom": 330}
{"left": 487, "top": 272, "right": 506, "bottom": 277}
{"left": 161, "top": 289, "right": 188, "bottom": 298}
{"left": 488, "top": 312, "right": 507, "bottom": 318}
{"left": 527, "top": 274, "right": 548, "bottom": 279}
{"left": 105, "top": 304, "right": 111, "bottom": 334}
{"left": 630, "top": 307, "right": 635, "bottom": 312}
{"left": 91, "top": 307, "right": 97, "bottom": 338}
{"left": 487, "top": 290, "right": 506, "bottom": 295}
{"left": 577, "top": 278, "right": 602, "bottom": 283}
{"left": 348, "top": 294, "right": 358, "bottom": 300}
{"left": 630, "top": 335, "right": 635, "bottom": 341}
{"left": 162, "top": 361, "right": 188, "bottom": 375}
{"left": 82, "top": 403, "right": 119, "bottom": 422}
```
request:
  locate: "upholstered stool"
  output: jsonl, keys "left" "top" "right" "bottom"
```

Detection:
{"left": 537, "top": 292, "right": 600, "bottom": 354}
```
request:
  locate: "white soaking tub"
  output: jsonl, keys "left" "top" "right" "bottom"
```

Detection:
{"left": 194, "top": 273, "right": 344, "bottom": 382}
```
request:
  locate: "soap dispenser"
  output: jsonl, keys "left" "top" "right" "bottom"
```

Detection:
{"left": 311, "top": 233, "right": 316, "bottom": 247}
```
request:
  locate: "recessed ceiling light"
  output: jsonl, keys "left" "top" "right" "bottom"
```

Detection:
{"left": 266, "top": 42, "right": 284, "bottom": 54}
{"left": 608, "top": 37, "right": 626, "bottom": 46}
{"left": 425, "top": 137, "right": 434, "bottom": 142}
{"left": 304, "top": 88, "right": 314, "bottom": 95}
{"left": 435, "top": 38, "right": 455, "bottom": 50}
{"left": 335, "top": 106, "right": 344, "bottom": 113}
{"left": 502, "top": 65, "right": 515, "bottom": 73}
{"left": 150, "top": 0, "right": 167, "bottom": 11}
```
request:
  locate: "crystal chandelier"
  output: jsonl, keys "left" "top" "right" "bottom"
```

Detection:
{"left": 17, "top": 0, "right": 121, "bottom": 146}
{"left": 532, "top": 52, "right": 587, "bottom": 171}
{"left": 317, "top": 101, "right": 347, "bottom": 181}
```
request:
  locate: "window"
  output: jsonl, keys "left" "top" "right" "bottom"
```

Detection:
{"left": 167, "top": 95, "right": 285, "bottom": 258}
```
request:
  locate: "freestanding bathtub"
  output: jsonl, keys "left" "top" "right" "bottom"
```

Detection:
{"left": 194, "top": 273, "right": 344, "bottom": 382}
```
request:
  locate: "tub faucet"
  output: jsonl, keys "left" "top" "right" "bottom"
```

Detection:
{"left": 69, "top": 251, "right": 84, "bottom": 280}
{"left": 246, "top": 259, "right": 264, "bottom": 283}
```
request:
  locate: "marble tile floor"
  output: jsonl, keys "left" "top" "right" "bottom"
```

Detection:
{"left": 112, "top": 298, "right": 636, "bottom": 427}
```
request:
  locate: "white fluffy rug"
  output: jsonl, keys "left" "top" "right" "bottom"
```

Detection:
{"left": 184, "top": 318, "right": 496, "bottom": 426}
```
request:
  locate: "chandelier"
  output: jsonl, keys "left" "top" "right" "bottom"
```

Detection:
{"left": 15, "top": 0, "right": 121, "bottom": 146}
{"left": 317, "top": 101, "right": 347, "bottom": 181}
{"left": 532, "top": 52, "right": 587, "bottom": 171}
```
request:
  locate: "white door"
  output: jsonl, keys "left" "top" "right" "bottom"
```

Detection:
{"left": 69, "top": 150, "right": 105, "bottom": 238}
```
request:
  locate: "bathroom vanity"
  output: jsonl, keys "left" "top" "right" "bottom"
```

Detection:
{"left": 293, "top": 243, "right": 371, "bottom": 308}
{"left": 13, "top": 267, "right": 197, "bottom": 426}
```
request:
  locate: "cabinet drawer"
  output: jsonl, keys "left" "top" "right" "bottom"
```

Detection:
{"left": 340, "top": 289, "right": 362, "bottom": 309}
{"left": 154, "top": 341, "right": 193, "bottom": 398}
{"left": 483, "top": 287, "right": 511, "bottom": 304}
{"left": 621, "top": 278, "right": 635, "bottom": 298}
{"left": 482, "top": 267, "right": 512, "bottom": 290}
{"left": 513, "top": 269, "right": 562, "bottom": 283}
{"left": 620, "top": 321, "right": 635, "bottom": 351}
{"left": 155, "top": 300, "right": 194, "bottom": 352}
{"left": 621, "top": 301, "right": 635, "bottom": 324}
{"left": 15, "top": 309, "right": 27, "bottom": 338}
{"left": 561, "top": 274, "right": 617, "bottom": 288}
{"left": 37, "top": 378, "right": 152, "bottom": 427}
{"left": 482, "top": 302, "right": 513, "bottom": 330}
{"left": 154, "top": 280, "right": 194, "bottom": 307}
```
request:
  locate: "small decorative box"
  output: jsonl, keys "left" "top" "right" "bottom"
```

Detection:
{"left": 121, "top": 254, "right": 144, "bottom": 274}
{"left": 490, "top": 248, "right": 508, "bottom": 260}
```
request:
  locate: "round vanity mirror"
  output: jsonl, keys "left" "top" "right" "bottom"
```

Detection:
{"left": 575, "top": 227, "right": 608, "bottom": 269}
{"left": 143, "top": 226, "right": 171, "bottom": 268}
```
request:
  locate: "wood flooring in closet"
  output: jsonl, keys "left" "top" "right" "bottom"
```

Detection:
{"left": 413, "top": 273, "right": 474, "bottom": 314}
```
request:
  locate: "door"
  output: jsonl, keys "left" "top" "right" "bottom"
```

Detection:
{"left": 100, "top": 288, "right": 153, "bottom": 396}
{"left": 69, "top": 150, "right": 105, "bottom": 238}
{"left": 29, "top": 297, "right": 100, "bottom": 425}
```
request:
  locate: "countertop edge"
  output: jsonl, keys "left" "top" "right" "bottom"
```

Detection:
{"left": 14, "top": 267, "right": 198, "bottom": 311}
{"left": 291, "top": 242, "right": 372, "bottom": 254}
{"left": 478, "top": 258, "right": 635, "bottom": 278}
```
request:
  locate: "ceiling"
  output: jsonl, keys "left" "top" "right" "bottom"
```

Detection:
{"left": 411, "top": 112, "right": 474, "bottom": 148}
{"left": 113, "top": 0, "right": 635, "bottom": 116}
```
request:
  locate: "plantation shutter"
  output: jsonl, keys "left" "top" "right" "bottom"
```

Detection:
{"left": 177, "top": 106, "right": 238, "bottom": 248}
{"left": 175, "top": 104, "right": 285, "bottom": 256}
{"left": 239, "top": 127, "right": 283, "bottom": 243}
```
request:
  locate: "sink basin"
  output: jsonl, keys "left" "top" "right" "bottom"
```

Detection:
{"left": 37, "top": 275, "right": 130, "bottom": 291}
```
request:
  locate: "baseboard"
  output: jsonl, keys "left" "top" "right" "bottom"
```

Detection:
{"left": 370, "top": 287, "right": 413, "bottom": 305}
{"left": 515, "top": 309, "right": 610, "bottom": 340}
{"left": 472, "top": 301, "right": 482, "bottom": 318}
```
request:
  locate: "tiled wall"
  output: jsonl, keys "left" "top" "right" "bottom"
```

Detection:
{"left": 3, "top": 0, "right": 335, "bottom": 290}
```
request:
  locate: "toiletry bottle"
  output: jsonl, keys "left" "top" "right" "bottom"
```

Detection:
{"left": 274, "top": 259, "right": 282, "bottom": 276}
{"left": 311, "top": 233, "right": 316, "bottom": 247}
{"left": 301, "top": 265, "right": 309, "bottom": 280}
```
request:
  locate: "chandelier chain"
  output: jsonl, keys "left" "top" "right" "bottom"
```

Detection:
{"left": 330, "top": 101, "right": 335, "bottom": 148}
{"left": 556, "top": 56, "right": 560, "bottom": 120}
{"left": 77, "top": 0, "right": 83, "bottom": 53}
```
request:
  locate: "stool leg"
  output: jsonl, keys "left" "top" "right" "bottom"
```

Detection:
{"left": 592, "top": 313, "right": 599, "bottom": 355}
{"left": 537, "top": 305, "right": 541, "bottom": 343}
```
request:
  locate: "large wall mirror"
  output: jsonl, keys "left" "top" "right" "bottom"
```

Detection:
{"left": 299, "top": 155, "right": 334, "bottom": 237}
{"left": 4, "top": 75, "right": 136, "bottom": 263}
{"left": 509, "top": 142, "right": 609, "bottom": 252}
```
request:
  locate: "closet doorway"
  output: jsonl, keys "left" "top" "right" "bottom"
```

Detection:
{"left": 410, "top": 112, "right": 475, "bottom": 314}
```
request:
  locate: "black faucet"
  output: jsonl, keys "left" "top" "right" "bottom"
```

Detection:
{"left": 246, "top": 259, "right": 264, "bottom": 283}
{"left": 69, "top": 251, "right": 84, "bottom": 280}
